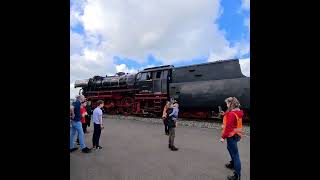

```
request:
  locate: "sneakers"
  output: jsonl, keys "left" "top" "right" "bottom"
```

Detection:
{"left": 227, "top": 172, "right": 240, "bottom": 180}
{"left": 225, "top": 161, "right": 234, "bottom": 169}
{"left": 92, "top": 146, "right": 102, "bottom": 150}
{"left": 70, "top": 147, "right": 78, "bottom": 153}
{"left": 81, "top": 147, "right": 91, "bottom": 153}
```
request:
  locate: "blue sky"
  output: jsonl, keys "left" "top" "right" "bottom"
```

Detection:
{"left": 70, "top": 0, "right": 250, "bottom": 97}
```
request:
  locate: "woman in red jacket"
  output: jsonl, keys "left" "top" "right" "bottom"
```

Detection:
{"left": 220, "top": 97, "right": 243, "bottom": 180}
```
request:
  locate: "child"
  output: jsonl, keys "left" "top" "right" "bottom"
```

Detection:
{"left": 92, "top": 100, "right": 105, "bottom": 150}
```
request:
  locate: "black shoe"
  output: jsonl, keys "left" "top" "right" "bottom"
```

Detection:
{"left": 81, "top": 147, "right": 91, "bottom": 153}
{"left": 225, "top": 161, "right": 234, "bottom": 169}
{"left": 227, "top": 172, "right": 240, "bottom": 180}
{"left": 168, "top": 144, "right": 172, "bottom": 149}
{"left": 70, "top": 147, "right": 78, "bottom": 153}
{"left": 170, "top": 146, "right": 178, "bottom": 151}
{"left": 97, "top": 146, "right": 103, "bottom": 149}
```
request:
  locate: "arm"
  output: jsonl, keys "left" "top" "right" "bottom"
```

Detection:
{"left": 168, "top": 108, "right": 176, "bottom": 117}
{"left": 99, "top": 110, "right": 104, "bottom": 128}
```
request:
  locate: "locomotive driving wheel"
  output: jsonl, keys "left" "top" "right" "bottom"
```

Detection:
{"left": 104, "top": 100, "right": 116, "bottom": 114}
{"left": 121, "top": 97, "right": 134, "bottom": 115}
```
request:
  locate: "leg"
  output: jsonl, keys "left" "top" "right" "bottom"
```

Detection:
{"left": 171, "top": 128, "right": 175, "bottom": 146}
{"left": 228, "top": 136, "right": 241, "bottom": 176}
{"left": 70, "top": 121, "right": 77, "bottom": 149}
{"left": 82, "top": 123, "right": 87, "bottom": 133}
{"left": 96, "top": 124, "right": 102, "bottom": 147}
{"left": 168, "top": 128, "right": 172, "bottom": 146}
{"left": 74, "top": 121, "right": 86, "bottom": 149}
{"left": 92, "top": 123, "right": 98, "bottom": 147}
{"left": 227, "top": 138, "right": 234, "bottom": 164}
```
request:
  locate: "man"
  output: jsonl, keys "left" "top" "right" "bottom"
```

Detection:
{"left": 167, "top": 101, "right": 179, "bottom": 151}
{"left": 70, "top": 95, "right": 91, "bottom": 153}
{"left": 219, "top": 97, "right": 243, "bottom": 180}
{"left": 162, "top": 101, "right": 171, "bottom": 135}
{"left": 92, "top": 100, "right": 104, "bottom": 150}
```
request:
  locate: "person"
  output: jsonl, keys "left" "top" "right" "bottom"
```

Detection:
{"left": 70, "top": 95, "right": 91, "bottom": 153}
{"left": 92, "top": 100, "right": 104, "bottom": 150}
{"left": 162, "top": 101, "right": 171, "bottom": 135}
{"left": 81, "top": 101, "right": 88, "bottom": 133}
{"left": 85, "top": 101, "right": 92, "bottom": 130}
{"left": 167, "top": 101, "right": 179, "bottom": 151}
{"left": 76, "top": 100, "right": 89, "bottom": 144}
{"left": 70, "top": 105, "right": 74, "bottom": 127}
{"left": 219, "top": 97, "right": 243, "bottom": 180}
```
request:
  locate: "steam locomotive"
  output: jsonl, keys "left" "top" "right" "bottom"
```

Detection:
{"left": 74, "top": 59, "right": 250, "bottom": 121}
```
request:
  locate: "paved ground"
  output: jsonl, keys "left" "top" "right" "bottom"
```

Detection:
{"left": 70, "top": 117, "right": 250, "bottom": 180}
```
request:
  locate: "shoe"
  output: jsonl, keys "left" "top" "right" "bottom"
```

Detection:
{"left": 227, "top": 172, "right": 240, "bottom": 180}
{"left": 225, "top": 161, "right": 234, "bottom": 169}
{"left": 97, "top": 146, "right": 103, "bottom": 149}
{"left": 81, "top": 147, "right": 91, "bottom": 153}
{"left": 168, "top": 144, "right": 172, "bottom": 149}
{"left": 170, "top": 146, "right": 178, "bottom": 151}
{"left": 70, "top": 147, "right": 78, "bottom": 153}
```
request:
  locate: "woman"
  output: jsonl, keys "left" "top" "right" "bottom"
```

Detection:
{"left": 162, "top": 101, "right": 171, "bottom": 135}
{"left": 76, "top": 100, "right": 88, "bottom": 144}
{"left": 220, "top": 97, "right": 243, "bottom": 180}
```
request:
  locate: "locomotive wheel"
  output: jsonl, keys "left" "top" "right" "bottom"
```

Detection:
{"left": 121, "top": 97, "right": 134, "bottom": 114}
{"left": 104, "top": 100, "right": 116, "bottom": 114}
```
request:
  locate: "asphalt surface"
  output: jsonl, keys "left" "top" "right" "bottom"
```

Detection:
{"left": 70, "top": 117, "right": 250, "bottom": 180}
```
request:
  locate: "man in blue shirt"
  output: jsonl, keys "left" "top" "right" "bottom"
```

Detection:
{"left": 70, "top": 95, "right": 91, "bottom": 153}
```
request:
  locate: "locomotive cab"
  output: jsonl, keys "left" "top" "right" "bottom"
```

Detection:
{"left": 135, "top": 65, "right": 173, "bottom": 94}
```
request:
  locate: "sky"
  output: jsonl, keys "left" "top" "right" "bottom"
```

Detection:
{"left": 70, "top": 0, "right": 250, "bottom": 98}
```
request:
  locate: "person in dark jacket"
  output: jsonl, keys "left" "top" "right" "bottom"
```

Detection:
{"left": 162, "top": 101, "right": 171, "bottom": 135}
{"left": 167, "top": 101, "right": 179, "bottom": 151}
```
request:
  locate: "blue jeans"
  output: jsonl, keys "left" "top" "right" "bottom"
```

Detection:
{"left": 70, "top": 120, "right": 86, "bottom": 150}
{"left": 227, "top": 135, "right": 241, "bottom": 176}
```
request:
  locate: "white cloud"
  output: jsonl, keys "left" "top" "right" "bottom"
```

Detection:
{"left": 70, "top": 31, "right": 85, "bottom": 55}
{"left": 115, "top": 64, "right": 138, "bottom": 74}
{"left": 78, "top": 0, "right": 245, "bottom": 64}
{"left": 70, "top": 83, "right": 81, "bottom": 99}
{"left": 241, "top": 0, "right": 250, "bottom": 11}
{"left": 70, "top": 0, "right": 251, "bottom": 96}
{"left": 239, "top": 58, "right": 250, "bottom": 77}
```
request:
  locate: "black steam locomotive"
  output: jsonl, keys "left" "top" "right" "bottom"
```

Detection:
{"left": 74, "top": 59, "right": 250, "bottom": 121}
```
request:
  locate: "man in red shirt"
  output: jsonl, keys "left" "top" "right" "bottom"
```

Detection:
{"left": 220, "top": 97, "right": 243, "bottom": 180}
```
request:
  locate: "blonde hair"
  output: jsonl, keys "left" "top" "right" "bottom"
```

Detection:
{"left": 225, "top": 97, "right": 240, "bottom": 111}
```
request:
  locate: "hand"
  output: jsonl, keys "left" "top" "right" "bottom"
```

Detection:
{"left": 175, "top": 122, "right": 178, "bottom": 127}
{"left": 100, "top": 124, "right": 104, "bottom": 129}
{"left": 219, "top": 138, "right": 225, "bottom": 143}
{"left": 220, "top": 111, "right": 225, "bottom": 116}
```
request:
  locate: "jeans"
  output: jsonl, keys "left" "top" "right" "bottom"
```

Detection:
{"left": 227, "top": 135, "right": 241, "bottom": 176}
{"left": 92, "top": 123, "right": 102, "bottom": 147}
{"left": 70, "top": 120, "right": 86, "bottom": 149}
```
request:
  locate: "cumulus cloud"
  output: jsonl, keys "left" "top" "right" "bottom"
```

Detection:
{"left": 70, "top": 0, "right": 251, "bottom": 97}
{"left": 241, "top": 0, "right": 250, "bottom": 11}
{"left": 239, "top": 58, "right": 250, "bottom": 77}
{"left": 79, "top": 0, "right": 245, "bottom": 63}
{"left": 116, "top": 64, "right": 138, "bottom": 74}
